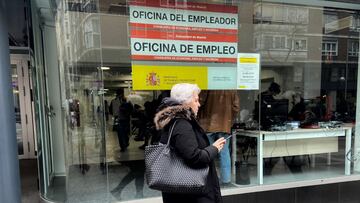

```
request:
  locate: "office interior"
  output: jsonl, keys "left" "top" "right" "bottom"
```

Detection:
{"left": 13, "top": 0, "right": 360, "bottom": 202}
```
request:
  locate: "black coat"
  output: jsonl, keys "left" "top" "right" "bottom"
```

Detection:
{"left": 154, "top": 103, "right": 222, "bottom": 203}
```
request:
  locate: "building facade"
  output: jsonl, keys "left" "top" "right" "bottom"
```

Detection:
{"left": 2, "top": 0, "right": 360, "bottom": 203}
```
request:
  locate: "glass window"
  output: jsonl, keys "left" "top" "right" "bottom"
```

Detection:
{"left": 273, "top": 6, "right": 285, "bottom": 22}
{"left": 274, "top": 36, "right": 286, "bottom": 49}
{"left": 349, "top": 40, "right": 359, "bottom": 56}
{"left": 297, "top": 8, "right": 309, "bottom": 24}
{"left": 287, "top": 7, "right": 297, "bottom": 23}
{"left": 294, "top": 39, "right": 307, "bottom": 51}
{"left": 350, "top": 14, "right": 360, "bottom": 31}
{"left": 84, "top": 17, "right": 100, "bottom": 48}
{"left": 322, "top": 40, "right": 338, "bottom": 56}
{"left": 46, "top": 0, "right": 360, "bottom": 202}
{"left": 264, "top": 36, "right": 273, "bottom": 50}
{"left": 324, "top": 13, "right": 339, "bottom": 33}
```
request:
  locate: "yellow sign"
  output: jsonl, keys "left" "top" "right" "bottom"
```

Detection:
{"left": 239, "top": 57, "right": 257, "bottom": 63}
{"left": 132, "top": 64, "right": 208, "bottom": 90}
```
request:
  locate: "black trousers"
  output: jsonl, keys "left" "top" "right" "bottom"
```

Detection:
{"left": 117, "top": 121, "right": 130, "bottom": 150}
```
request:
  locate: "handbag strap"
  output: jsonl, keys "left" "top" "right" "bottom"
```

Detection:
{"left": 166, "top": 120, "right": 178, "bottom": 148}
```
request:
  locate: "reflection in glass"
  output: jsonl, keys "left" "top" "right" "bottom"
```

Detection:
{"left": 244, "top": 1, "right": 358, "bottom": 186}
{"left": 49, "top": 0, "right": 360, "bottom": 202}
{"left": 12, "top": 65, "right": 24, "bottom": 155}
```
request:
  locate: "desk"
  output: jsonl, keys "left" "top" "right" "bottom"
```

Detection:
{"left": 231, "top": 127, "right": 352, "bottom": 184}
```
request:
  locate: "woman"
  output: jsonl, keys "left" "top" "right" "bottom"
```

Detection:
{"left": 154, "top": 83, "right": 226, "bottom": 203}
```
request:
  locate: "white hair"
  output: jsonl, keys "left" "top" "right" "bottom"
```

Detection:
{"left": 170, "top": 83, "right": 201, "bottom": 104}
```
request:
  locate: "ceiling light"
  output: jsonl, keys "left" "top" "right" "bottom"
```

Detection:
{"left": 100, "top": 66, "right": 110, "bottom": 70}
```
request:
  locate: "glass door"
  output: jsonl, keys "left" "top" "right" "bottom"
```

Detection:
{"left": 11, "top": 55, "right": 36, "bottom": 159}
{"left": 30, "top": 51, "right": 53, "bottom": 194}
{"left": 11, "top": 63, "right": 26, "bottom": 158}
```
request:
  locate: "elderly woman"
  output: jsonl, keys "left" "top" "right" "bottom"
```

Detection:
{"left": 154, "top": 83, "right": 226, "bottom": 203}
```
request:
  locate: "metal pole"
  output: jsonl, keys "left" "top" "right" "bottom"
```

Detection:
{"left": 0, "top": 0, "right": 22, "bottom": 202}
{"left": 354, "top": 25, "right": 360, "bottom": 172}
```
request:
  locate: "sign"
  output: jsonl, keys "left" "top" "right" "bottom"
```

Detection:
{"left": 237, "top": 53, "right": 260, "bottom": 90}
{"left": 129, "top": 0, "right": 238, "bottom": 63}
{"left": 132, "top": 64, "right": 240, "bottom": 90}
{"left": 207, "top": 66, "right": 237, "bottom": 89}
{"left": 132, "top": 64, "right": 208, "bottom": 90}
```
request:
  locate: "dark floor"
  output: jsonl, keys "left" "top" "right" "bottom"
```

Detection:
{"left": 224, "top": 181, "right": 360, "bottom": 203}
{"left": 20, "top": 159, "right": 40, "bottom": 203}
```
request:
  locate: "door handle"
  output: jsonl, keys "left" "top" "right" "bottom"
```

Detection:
{"left": 46, "top": 105, "right": 56, "bottom": 117}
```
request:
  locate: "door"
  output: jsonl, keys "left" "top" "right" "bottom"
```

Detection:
{"left": 11, "top": 54, "right": 36, "bottom": 159}
{"left": 30, "top": 50, "right": 54, "bottom": 194}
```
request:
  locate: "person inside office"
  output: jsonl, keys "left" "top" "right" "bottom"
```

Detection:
{"left": 253, "top": 82, "right": 283, "bottom": 130}
{"left": 256, "top": 82, "right": 337, "bottom": 174}
{"left": 198, "top": 90, "right": 240, "bottom": 186}
{"left": 255, "top": 82, "right": 307, "bottom": 174}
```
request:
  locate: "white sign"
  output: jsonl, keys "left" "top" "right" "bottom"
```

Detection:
{"left": 130, "top": 6, "right": 238, "bottom": 29}
{"left": 131, "top": 38, "right": 237, "bottom": 58}
{"left": 237, "top": 53, "right": 260, "bottom": 90}
{"left": 129, "top": 0, "right": 238, "bottom": 63}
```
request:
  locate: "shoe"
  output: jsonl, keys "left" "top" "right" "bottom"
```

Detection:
{"left": 110, "top": 189, "right": 121, "bottom": 200}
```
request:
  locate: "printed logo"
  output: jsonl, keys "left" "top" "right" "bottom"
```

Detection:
{"left": 146, "top": 72, "right": 160, "bottom": 86}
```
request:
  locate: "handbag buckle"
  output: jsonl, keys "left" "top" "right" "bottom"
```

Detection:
{"left": 163, "top": 147, "right": 170, "bottom": 155}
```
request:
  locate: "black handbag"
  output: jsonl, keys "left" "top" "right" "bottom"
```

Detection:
{"left": 145, "top": 120, "right": 209, "bottom": 194}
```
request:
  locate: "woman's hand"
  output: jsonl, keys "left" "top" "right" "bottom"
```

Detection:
{"left": 212, "top": 137, "right": 226, "bottom": 152}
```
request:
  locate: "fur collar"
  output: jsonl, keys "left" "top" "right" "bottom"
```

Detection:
{"left": 154, "top": 105, "right": 193, "bottom": 130}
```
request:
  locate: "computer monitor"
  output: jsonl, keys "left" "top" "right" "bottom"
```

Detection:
{"left": 259, "top": 99, "right": 289, "bottom": 130}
